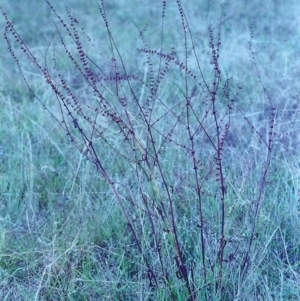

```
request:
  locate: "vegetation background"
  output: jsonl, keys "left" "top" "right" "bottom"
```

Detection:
{"left": 0, "top": 0, "right": 300, "bottom": 300}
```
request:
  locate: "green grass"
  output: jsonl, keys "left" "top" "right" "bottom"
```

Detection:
{"left": 1, "top": 0, "right": 300, "bottom": 300}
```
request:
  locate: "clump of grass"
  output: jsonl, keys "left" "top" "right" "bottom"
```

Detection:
{"left": 1, "top": 0, "right": 288, "bottom": 300}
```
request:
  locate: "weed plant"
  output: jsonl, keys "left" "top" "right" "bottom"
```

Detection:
{"left": 1, "top": 0, "right": 300, "bottom": 300}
